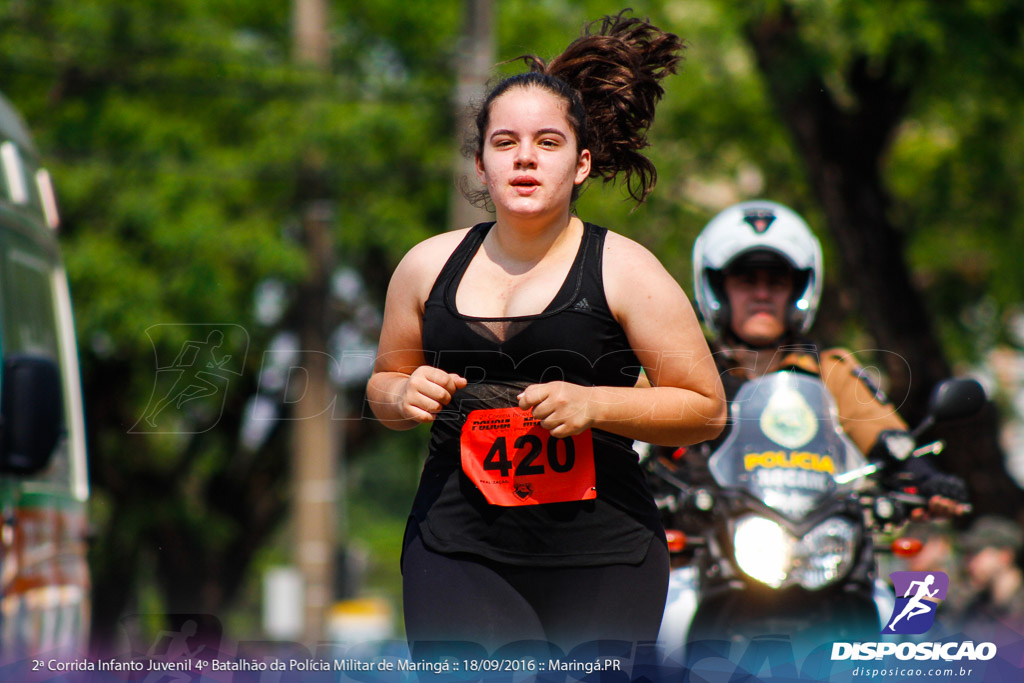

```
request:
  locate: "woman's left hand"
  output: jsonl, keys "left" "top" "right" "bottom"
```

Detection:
{"left": 518, "top": 381, "right": 594, "bottom": 438}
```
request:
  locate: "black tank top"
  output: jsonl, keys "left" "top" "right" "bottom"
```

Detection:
{"left": 408, "top": 221, "right": 664, "bottom": 567}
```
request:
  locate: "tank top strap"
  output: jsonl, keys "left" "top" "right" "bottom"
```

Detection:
{"left": 575, "top": 222, "right": 611, "bottom": 315}
{"left": 426, "top": 220, "right": 612, "bottom": 323}
{"left": 425, "top": 221, "right": 495, "bottom": 308}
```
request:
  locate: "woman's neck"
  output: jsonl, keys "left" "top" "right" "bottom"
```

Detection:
{"left": 486, "top": 212, "right": 580, "bottom": 267}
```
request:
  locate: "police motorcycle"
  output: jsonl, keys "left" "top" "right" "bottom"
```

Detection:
{"left": 649, "top": 371, "right": 985, "bottom": 657}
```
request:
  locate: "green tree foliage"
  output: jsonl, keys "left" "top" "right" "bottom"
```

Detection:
{"left": 730, "top": 1, "right": 1023, "bottom": 512}
{"left": 1, "top": 0, "right": 463, "bottom": 646}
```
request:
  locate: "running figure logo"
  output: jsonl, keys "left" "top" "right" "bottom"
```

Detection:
{"left": 132, "top": 324, "right": 248, "bottom": 434}
{"left": 884, "top": 571, "right": 949, "bottom": 635}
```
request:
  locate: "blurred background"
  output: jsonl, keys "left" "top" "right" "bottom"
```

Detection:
{"left": 2, "top": 0, "right": 1023, "bottom": 654}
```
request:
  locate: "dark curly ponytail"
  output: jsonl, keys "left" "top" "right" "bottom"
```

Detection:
{"left": 466, "top": 10, "right": 684, "bottom": 206}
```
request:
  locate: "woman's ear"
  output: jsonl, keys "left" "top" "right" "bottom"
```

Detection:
{"left": 475, "top": 153, "right": 486, "bottom": 184}
{"left": 575, "top": 148, "right": 592, "bottom": 185}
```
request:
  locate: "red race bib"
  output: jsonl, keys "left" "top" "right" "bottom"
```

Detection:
{"left": 460, "top": 407, "right": 596, "bottom": 507}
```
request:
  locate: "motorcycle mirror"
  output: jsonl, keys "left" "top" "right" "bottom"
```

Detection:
{"left": 927, "top": 378, "right": 986, "bottom": 422}
{"left": 912, "top": 378, "right": 986, "bottom": 438}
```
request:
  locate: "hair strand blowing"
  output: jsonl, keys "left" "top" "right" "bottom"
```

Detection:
{"left": 532, "top": 10, "right": 685, "bottom": 204}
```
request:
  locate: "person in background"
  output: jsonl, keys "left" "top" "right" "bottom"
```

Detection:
{"left": 367, "top": 11, "right": 724, "bottom": 653}
{"left": 956, "top": 515, "right": 1024, "bottom": 643}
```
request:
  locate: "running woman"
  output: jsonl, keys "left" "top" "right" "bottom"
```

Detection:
{"left": 367, "top": 10, "right": 724, "bottom": 653}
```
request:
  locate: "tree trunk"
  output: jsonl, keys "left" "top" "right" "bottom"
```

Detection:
{"left": 290, "top": 0, "right": 339, "bottom": 644}
{"left": 449, "top": 0, "right": 496, "bottom": 230}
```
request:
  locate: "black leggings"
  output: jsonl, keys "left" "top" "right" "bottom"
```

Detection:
{"left": 402, "top": 529, "right": 669, "bottom": 654}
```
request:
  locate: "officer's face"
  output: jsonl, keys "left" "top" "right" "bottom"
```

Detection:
{"left": 724, "top": 268, "right": 794, "bottom": 346}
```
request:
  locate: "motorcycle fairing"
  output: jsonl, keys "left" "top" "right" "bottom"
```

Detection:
{"left": 709, "top": 371, "right": 865, "bottom": 521}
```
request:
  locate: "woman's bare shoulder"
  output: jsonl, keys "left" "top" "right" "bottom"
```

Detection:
{"left": 601, "top": 230, "right": 674, "bottom": 283}
{"left": 391, "top": 227, "right": 472, "bottom": 290}
{"left": 600, "top": 228, "right": 692, "bottom": 319}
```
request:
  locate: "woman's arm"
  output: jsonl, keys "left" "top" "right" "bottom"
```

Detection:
{"left": 518, "top": 232, "right": 726, "bottom": 445}
{"left": 367, "top": 232, "right": 468, "bottom": 430}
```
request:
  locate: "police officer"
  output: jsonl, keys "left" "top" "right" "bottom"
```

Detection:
{"left": 956, "top": 515, "right": 1024, "bottom": 642}
{"left": 686, "top": 199, "right": 967, "bottom": 516}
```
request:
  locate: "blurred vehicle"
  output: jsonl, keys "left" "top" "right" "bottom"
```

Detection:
{"left": 0, "top": 90, "right": 90, "bottom": 662}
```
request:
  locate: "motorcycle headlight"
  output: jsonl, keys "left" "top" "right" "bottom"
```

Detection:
{"left": 733, "top": 516, "right": 791, "bottom": 588}
{"left": 732, "top": 515, "right": 858, "bottom": 590}
{"left": 793, "top": 517, "right": 858, "bottom": 589}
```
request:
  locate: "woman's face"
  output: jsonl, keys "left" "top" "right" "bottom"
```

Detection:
{"left": 723, "top": 268, "right": 795, "bottom": 346}
{"left": 476, "top": 86, "right": 591, "bottom": 221}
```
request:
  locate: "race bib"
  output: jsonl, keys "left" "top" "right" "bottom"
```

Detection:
{"left": 460, "top": 407, "right": 596, "bottom": 507}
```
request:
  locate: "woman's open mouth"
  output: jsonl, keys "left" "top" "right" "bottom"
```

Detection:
{"left": 511, "top": 176, "right": 539, "bottom": 195}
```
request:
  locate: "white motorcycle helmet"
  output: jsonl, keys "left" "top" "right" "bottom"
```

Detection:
{"left": 693, "top": 200, "right": 823, "bottom": 338}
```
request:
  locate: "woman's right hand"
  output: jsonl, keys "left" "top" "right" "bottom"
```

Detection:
{"left": 398, "top": 366, "right": 468, "bottom": 423}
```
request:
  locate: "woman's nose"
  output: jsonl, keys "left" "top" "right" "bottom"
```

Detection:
{"left": 515, "top": 145, "right": 537, "bottom": 168}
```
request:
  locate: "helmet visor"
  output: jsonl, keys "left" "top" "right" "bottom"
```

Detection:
{"left": 723, "top": 250, "right": 795, "bottom": 275}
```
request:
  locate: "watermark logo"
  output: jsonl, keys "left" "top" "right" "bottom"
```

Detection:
{"left": 883, "top": 571, "right": 949, "bottom": 635}
{"left": 834, "top": 570, "right": 997, "bottom": 665}
{"left": 132, "top": 324, "right": 249, "bottom": 434}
